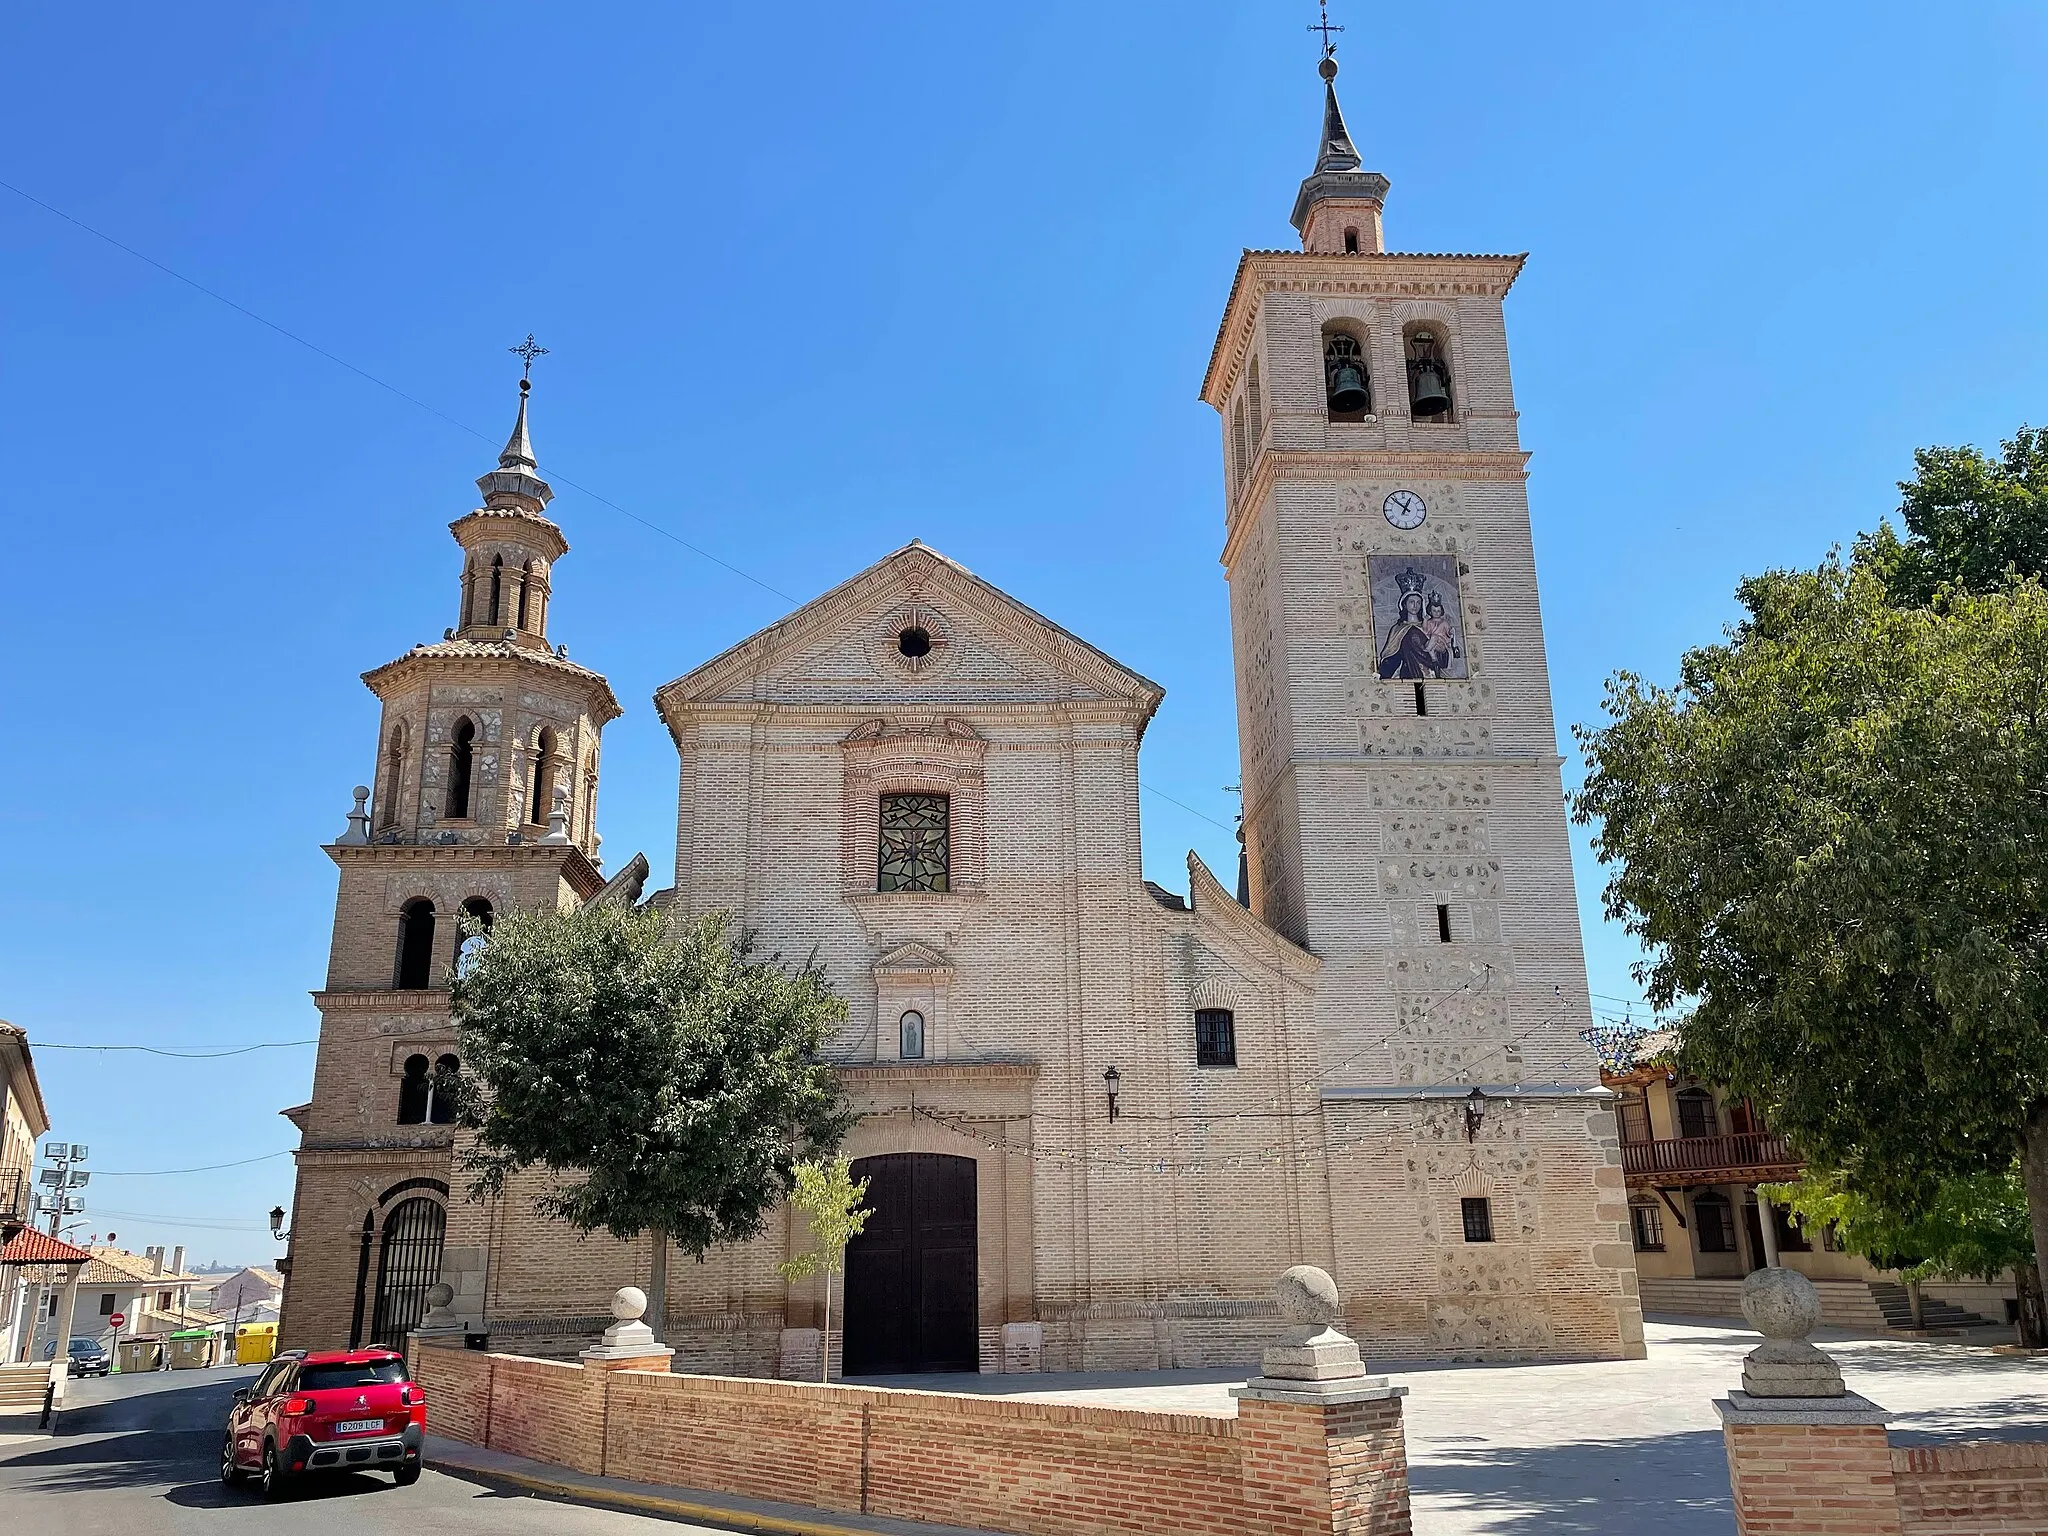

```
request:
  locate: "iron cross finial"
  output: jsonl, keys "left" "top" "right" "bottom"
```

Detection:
{"left": 1308, "top": 0, "right": 1343, "bottom": 58}
{"left": 509, "top": 333, "right": 549, "bottom": 381}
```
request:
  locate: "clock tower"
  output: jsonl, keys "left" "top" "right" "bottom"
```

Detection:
{"left": 1202, "top": 50, "right": 1643, "bottom": 1357}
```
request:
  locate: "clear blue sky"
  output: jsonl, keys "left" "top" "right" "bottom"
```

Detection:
{"left": 3, "top": 4, "right": 2043, "bottom": 1266}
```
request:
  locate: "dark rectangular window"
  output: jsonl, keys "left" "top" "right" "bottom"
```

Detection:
{"left": 1413, "top": 682, "right": 1428, "bottom": 716}
{"left": 98, "top": 1293, "right": 116, "bottom": 1316}
{"left": 878, "top": 794, "right": 950, "bottom": 892}
{"left": 1436, "top": 904, "right": 1453, "bottom": 944}
{"left": 1694, "top": 1194, "right": 1736, "bottom": 1253}
{"left": 1629, "top": 1203, "right": 1665, "bottom": 1252}
{"left": 1194, "top": 1009, "right": 1237, "bottom": 1068}
{"left": 1460, "top": 1196, "right": 1494, "bottom": 1243}
{"left": 1676, "top": 1089, "right": 1718, "bottom": 1140}
{"left": 1616, "top": 1092, "right": 1652, "bottom": 1145}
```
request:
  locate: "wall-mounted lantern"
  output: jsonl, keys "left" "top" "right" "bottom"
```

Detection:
{"left": 1104, "top": 1066, "right": 1122, "bottom": 1123}
{"left": 1463, "top": 1086, "right": 1488, "bottom": 1143}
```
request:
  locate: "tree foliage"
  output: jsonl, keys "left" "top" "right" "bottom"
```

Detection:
{"left": 1855, "top": 426, "right": 2048, "bottom": 607}
{"left": 1764, "top": 1167, "right": 2033, "bottom": 1285}
{"left": 449, "top": 901, "right": 855, "bottom": 1256}
{"left": 1573, "top": 558, "right": 2048, "bottom": 1210}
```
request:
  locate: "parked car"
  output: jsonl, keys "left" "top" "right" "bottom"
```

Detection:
{"left": 50, "top": 1336, "right": 110, "bottom": 1376}
{"left": 67, "top": 1336, "right": 111, "bottom": 1377}
{"left": 220, "top": 1348, "right": 425, "bottom": 1497}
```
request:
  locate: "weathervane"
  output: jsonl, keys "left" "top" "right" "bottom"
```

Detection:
{"left": 509, "top": 333, "right": 549, "bottom": 391}
{"left": 1308, "top": 0, "right": 1343, "bottom": 58}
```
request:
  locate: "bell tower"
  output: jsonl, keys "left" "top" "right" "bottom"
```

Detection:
{"left": 1200, "top": 42, "right": 1644, "bottom": 1359}
{"left": 277, "top": 364, "right": 626, "bottom": 1353}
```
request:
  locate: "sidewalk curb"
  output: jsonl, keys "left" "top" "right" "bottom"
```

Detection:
{"left": 429, "top": 1443, "right": 897, "bottom": 1536}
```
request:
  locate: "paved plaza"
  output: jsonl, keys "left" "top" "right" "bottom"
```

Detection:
{"left": 857, "top": 1317, "right": 2048, "bottom": 1535}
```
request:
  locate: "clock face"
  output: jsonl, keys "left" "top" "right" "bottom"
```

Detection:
{"left": 1383, "top": 490, "right": 1427, "bottom": 529}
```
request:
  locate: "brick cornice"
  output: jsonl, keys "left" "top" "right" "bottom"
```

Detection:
{"left": 311, "top": 988, "right": 452, "bottom": 1013}
{"left": 835, "top": 1060, "right": 1040, "bottom": 1085}
{"left": 363, "top": 648, "right": 622, "bottom": 725}
{"left": 325, "top": 840, "right": 607, "bottom": 900}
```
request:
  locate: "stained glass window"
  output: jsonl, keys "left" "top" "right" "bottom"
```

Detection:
{"left": 878, "top": 794, "right": 949, "bottom": 892}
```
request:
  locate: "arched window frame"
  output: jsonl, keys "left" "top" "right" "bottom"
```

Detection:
{"left": 356, "top": 1180, "right": 449, "bottom": 1349}
{"left": 898, "top": 1010, "right": 926, "bottom": 1061}
{"left": 530, "top": 727, "right": 557, "bottom": 828}
{"left": 456, "top": 898, "right": 493, "bottom": 972}
{"left": 1194, "top": 1008, "right": 1237, "bottom": 1068}
{"left": 445, "top": 717, "right": 476, "bottom": 820}
{"left": 1402, "top": 321, "right": 1455, "bottom": 422}
{"left": 428, "top": 1053, "right": 461, "bottom": 1126}
{"left": 397, "top": 1053, "right": 431, "bottom": 1124}
{"left": 1321, "top": 324, "right": 1372, "bottom": 421}
{"left": 1231, "top": 397, "right": 1249, "bottom": 493}
{"left": 1246, "top": 354, "right": 1263, "bottom": 446}
{"left": 488, "top": 555, "right": 504, "bottom": 627}
{"left": 395, "top": 898, "right": 437, "bottom": 990}
{"left": 378, "top": 720, "right": 409, "bottom": 830}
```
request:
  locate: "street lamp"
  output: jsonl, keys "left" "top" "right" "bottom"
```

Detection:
{"left": 268, "top": 1206, "right": 290, "bottom": 1243}
{"left": 1463, "top": 1086, "right": 1488, "bottom": 1143}
{"left": 1103, "top": 1066, "right": 1122, "bottom": 1123}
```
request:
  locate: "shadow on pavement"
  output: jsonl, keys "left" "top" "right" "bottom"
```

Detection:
{"left": 1410, "top": 1427, "right": 1735, "bottom": 1536}
{"left": 2, "top": 1430, "right": 217, "bottom": 1494}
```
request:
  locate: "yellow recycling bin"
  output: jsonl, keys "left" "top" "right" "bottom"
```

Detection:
{"left": 234, "top": 1323, "right": 277, "bottom": 1365}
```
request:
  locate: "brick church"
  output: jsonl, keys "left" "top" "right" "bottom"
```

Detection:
{"left": 276, "top": 53, "right": 1645, "bottom": 1373}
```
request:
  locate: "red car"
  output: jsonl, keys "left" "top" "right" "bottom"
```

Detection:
{"left": 221, "top": 1347, "right": 425, "bottom": 1497}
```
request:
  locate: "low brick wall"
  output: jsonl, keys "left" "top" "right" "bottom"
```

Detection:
{"left": 1721, "top": 1413, "right": 2048, "bottom": 1536}
{"left": 413, "top": 1339, "right": 1408, "bottom": 1536}
{"left": 1893, "top": 1442, "right": 2048, "bottom": 1536}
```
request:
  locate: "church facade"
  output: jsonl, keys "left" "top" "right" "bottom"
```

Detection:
{"left": 276, "top": 58, "right": 1644, "bottom": 1371}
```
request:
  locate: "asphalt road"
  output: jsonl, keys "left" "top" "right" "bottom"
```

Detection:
{"left": 0, "top": 1365, "right": 719, "bottom": 1534}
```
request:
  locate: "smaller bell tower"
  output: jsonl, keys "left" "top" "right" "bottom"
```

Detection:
{"left": 278, "top": 359, "right": 627, "bottom": 1353}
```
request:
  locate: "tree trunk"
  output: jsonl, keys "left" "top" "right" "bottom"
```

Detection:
{"left": 646, "top": 1227, "right": 669, "bottom": 1344}
{"left": 821, "top": 1267, "right": 832, "bottom": 1385}
{"left": 2015, "top": 1256, "right": 2047, "bottom": 1349}
{"left": 2025, "top": 1101, "right": 2048, "bottom": 1347}
{"left": 1906, "top": 1277, "right": 1924, "bottom": 1330}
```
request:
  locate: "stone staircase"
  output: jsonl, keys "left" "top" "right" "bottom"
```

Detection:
{"left": 1866, "top": 1281, "right": 1996, "bottom": 1334}
{"left": 0, "top": 1363, "right": 52, "bottom": 1410}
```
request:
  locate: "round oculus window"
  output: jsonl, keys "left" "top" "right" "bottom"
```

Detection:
{"left": 897, "top": 626, "right": 933, "bottom": 659}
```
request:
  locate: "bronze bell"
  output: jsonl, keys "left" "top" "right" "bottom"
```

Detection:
{"left": 1327, "top": 362, "right": 1369, "bottom": 415}
{"left": 1411, "top": 362, "right": 1451, "bottom": 417}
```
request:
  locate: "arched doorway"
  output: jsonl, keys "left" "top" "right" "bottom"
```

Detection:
{"left": 368, "top": 1196, "right": 446, "bottom": 1347}
{"left": 843, "top": 1153, "right": 977, "bottom": 1374}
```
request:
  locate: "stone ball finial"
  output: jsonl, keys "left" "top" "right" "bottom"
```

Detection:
{"left": 1741, "top": 1267, "right": 1822, "bottom": 1341}
{"left": 1273, "top": 1264, "right": 1341, "bottom": 1325}
{"left": 1318, "top": 54, "right": 1338, "bottom": 83}
{"left": 424, "top": 1281, "right": 454, "bottom": 1310}
{"left": 611, "top": 1286, "right": 648, "bottom": 1323}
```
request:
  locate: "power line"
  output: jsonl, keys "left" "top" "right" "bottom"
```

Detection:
{"left": 0, "top": 176, "right": 1240, "bottom": 840}
{"left": 93, "top": 1151, "right": 294, "bottom": 1177}
{"left": 35, "top": 1039, "right": 316, "bottom": 1059}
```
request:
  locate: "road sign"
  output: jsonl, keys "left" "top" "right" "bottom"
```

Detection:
{"left": 108, "top": 1312, "right": 124, "bottom": 1329}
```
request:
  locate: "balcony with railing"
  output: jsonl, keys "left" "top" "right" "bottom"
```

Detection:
{"left": 0, "top": 1165, "right": 28, "bottom": 1233}
{"left": 1620, "top": 1130, "right": 1802, "bottom": 1186}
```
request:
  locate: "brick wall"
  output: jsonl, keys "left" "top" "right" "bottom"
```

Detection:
{"left": 1893, "top": 1442, "right": 2048, "bottom": 1536}
{"left": 1720, "top": 1415, "right": 2048, "bottom": 1536}
{"left": 414, "top": 1341, "right": 1407, "bottom": 1536}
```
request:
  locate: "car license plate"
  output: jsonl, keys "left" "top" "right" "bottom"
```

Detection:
{"left": 335, "top": 1418, "right": 383, "bottom": 1434}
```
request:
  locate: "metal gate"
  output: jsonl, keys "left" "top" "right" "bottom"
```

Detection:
{"left": 842, "top": 1153, "right": 977, "bottom": 1374}
{"left": 369, "top": 1197, "right": 446, "bottom": 1347}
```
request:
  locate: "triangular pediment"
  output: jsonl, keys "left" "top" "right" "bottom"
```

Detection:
{"left": 654, "top": 544, "right": 1164, "bottom": 732}
{"left": 873, "top": 941, "right": 955, "bottom": 977}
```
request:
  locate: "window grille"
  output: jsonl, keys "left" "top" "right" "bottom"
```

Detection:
{"left": 1675, "top": 1088, "right": 1718, "bottom": 1140}
{"left": 1194, "top": 1009, "right": 1237, "bottom": 1068}
{"left": 1693, "top": 1192, "right": 1736, "bottom": 1253}
{"left": 1460, "top": 1196, "right": 1494, "bottom": 1243}
{"left": 1629, "top": 1201, "right": 1665, "bottom": 1252}
{"left": 369, "top": 1197, "right": 446, "bottom": 1348}
{"left": 878, "top": 794, "right": 950, "bottom": 892}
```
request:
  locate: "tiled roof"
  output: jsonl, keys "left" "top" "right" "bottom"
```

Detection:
{"left": 0, "top": 1229, "right": 92, "bottom": 1265}
{"left": 361, "top": 637, "right": 622, "bottom": 723}
{"left": 79, "top": 1246, "right": 205, "bottom": 1287}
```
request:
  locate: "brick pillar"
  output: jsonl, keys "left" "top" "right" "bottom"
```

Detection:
{"left": 1716, "top": 1395, "right": 1901, "bottom": 1535}
{"left": 1234, "top": 1382, "right": 1412, "bottom": 1536}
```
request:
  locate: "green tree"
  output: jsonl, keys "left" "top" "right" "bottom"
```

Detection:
{"left": 449, "top": 901, "right": 855, "bottom": 1338}
{"left": 1573, "top": 558, "right": 2048, "bottom": 1311}
{"left": 775, "top": 1155, "right": 872, "bottom": 1382}
{"left": 1765, "top": 1167, "right": 2042, "bottom": 1344}
{"left": 1855, "top": 427, "right": 2048, "bottom": 607}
